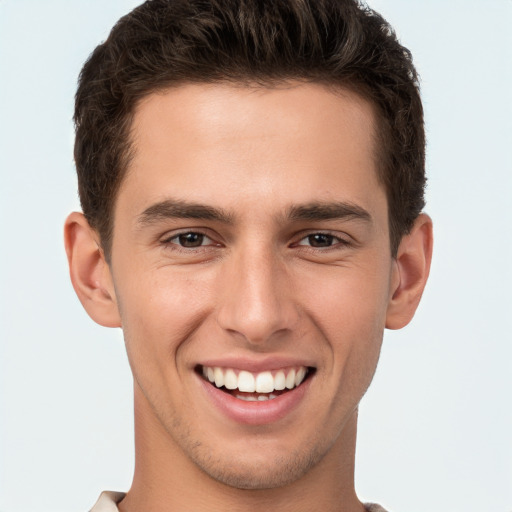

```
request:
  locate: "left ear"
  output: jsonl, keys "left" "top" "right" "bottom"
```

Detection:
{"left": 386, "top": 213, "right": 433, "bottom": 330}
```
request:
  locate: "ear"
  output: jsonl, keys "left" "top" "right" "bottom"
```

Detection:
{"left": 386, "top": 213, "right": 433, "bottom": 330}
{"left": 64, "top": 212, "right": 121, "bottom": 328}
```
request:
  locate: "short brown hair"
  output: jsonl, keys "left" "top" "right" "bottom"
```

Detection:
{"left": 74, "top": 0, "right": 425, "bottom": 259}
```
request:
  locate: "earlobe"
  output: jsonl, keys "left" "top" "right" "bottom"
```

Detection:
{"left": 385, "top": 213, "right": 433, "bottom": 330}
{"left": 64, "top": 212, "right": 121, "bottom": 328}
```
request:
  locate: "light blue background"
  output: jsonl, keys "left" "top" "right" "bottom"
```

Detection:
{"left": 1, "top": 1, "right": 511, "bottom": 511}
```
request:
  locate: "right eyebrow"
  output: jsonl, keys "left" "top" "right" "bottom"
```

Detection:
{"left": 136, "top": 198, "right": 233, "bottom": 227}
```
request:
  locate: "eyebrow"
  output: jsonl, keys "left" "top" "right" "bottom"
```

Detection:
{"left": 137, "top": 199, "right": 233, "bottom": 226}
{"left": 286, "top": 201, "right": 372, "bottom": 223}
{"left": 137, "top": 198, "right": 372, "bottom": 227}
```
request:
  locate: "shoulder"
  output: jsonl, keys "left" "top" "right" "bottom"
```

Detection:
{"left": 89, "top": 491, "right": 126, "bottom": 512}
{"left": 364, "top": 504, "right": 389, "bottom": 512}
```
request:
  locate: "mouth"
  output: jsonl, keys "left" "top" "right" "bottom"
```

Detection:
{"left": 196, "top": 365, "right": 315, "bottom": 402}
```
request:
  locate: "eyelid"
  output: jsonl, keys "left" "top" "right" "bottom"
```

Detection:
{"left": 293, "top": 230, "right": 352, "bottom": 247}
{"left": 158, "top": 228, "right": 353, "bottom": 250}
{"left": 160, "top": 228, "right": 220, "bottom": 247}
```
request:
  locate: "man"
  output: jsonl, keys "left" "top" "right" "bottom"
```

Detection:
{"left": 64, "top": 0, "right": 433, "bottom": 510}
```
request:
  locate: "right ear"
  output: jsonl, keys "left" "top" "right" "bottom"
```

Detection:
{"left": 64, "top": 212, "right": 121, "bottom": 327}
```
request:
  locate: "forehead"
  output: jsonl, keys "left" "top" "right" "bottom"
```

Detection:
{"left": 117, "top": 82, "right": 384, "bottom": 225}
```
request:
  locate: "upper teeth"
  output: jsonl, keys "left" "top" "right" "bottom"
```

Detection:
{"left": 202, "top": 366, "right": 308, "bottom": 393}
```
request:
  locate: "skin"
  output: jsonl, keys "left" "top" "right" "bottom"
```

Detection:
{"left": 65, "top": 82, "right": 432, "bottom": 512}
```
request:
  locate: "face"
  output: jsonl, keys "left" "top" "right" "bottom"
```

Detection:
{"left": 109, "top": 82, "right": 397, "bottom": 489}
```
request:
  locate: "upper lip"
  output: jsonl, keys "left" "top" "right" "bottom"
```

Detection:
{"left": 196, "top": 356, "right": 316, "bottom": 373}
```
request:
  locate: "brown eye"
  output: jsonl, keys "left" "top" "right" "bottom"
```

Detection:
{"left": 304, "top": 233, "right": 335, "bottom": 247}
{"left": 163, "top": 232, "right": 215, "bottom": 248}
{"left": 295, "top": 232, "right": 350, "bottom": 249}
{"left": 177, "top": 232, "right": 205, "bottom": 247}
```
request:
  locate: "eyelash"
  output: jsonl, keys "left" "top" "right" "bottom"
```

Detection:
{"left": 161, "top": 230, "right": 218, "bottom": 250}
{"left": 160, "top": 230, "right": 351, "bottom": 251}
{"left": 294, "top": 232, "right": 351, "bottom": 250}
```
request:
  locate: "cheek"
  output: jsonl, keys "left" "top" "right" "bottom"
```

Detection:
{"left": 298, "top": 259, "right": 391, "bottom": 382}
{"left": 302, "top": 258, "right": 391, "bottom": 334}
{"left": 114, "top": 268, "right": 215, "bottom": 374}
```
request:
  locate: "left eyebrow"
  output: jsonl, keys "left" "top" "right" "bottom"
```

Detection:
{"left": 286, "top": 201, "right": 372, "bottom": 224}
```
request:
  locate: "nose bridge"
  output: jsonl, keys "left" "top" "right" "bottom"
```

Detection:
{"left": 217, "top": 240, "right": 297, "bottom": 344}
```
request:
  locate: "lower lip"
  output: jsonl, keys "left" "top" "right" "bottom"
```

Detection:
{"left": 198, "top": 374, "right": 312, "bottom": 425}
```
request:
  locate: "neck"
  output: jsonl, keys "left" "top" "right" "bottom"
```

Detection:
{"left": 119, "top": 385, "right": 364, "bottom": 512}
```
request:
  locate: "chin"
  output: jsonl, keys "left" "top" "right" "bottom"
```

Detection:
{"left": 190, "top": 444, "right": 325, "bottom": 490}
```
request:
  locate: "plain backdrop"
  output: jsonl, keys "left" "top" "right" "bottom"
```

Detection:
{"left": 1, "top": 1, "right": 511, "bottom": 511}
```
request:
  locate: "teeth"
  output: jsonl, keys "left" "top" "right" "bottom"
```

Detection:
{"left": 238, "top": 371, "right": 255, "bottom": 392}
{"left": 224, "top": 369, "right": 238, "bottom": 390}
{"left": 236, "top": 395, "right": 258, "bottom": 401}
{"left": 285, "top": 369, "right": 296, "bottom": 389}
{"left": 295, "top": 367, "right": 306, "bottom": 386}
{"left": 274, "top": 370, "right": 286, "bottom": 390}
{"left": 202, "top": 365, "right": 309, "bottom": 394}
{"left": 255, "top": 371, "right": 274, "bottom": 393}
{"left": 214, "top": 367, "right": 224, "bottom": 388}
{"left": 236, "top": 393, "right": 279, "bottom": 401}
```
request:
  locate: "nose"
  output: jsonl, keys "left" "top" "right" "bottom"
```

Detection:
{"left": 216, "top": 245, "right": 299, "bottom": 346}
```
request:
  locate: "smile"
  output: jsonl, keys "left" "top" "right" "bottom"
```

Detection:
{"left": 199, "top": 365, "right": 312, "bottom": 401}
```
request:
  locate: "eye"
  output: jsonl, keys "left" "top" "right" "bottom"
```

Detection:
{"left": 296, "top": 233, "right": 347, "bottom": 248}
{"left": 165, "top": 232, "right": 215, "bottom": 248}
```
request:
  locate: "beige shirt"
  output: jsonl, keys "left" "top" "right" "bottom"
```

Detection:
{"left": 90, "top": 491, "right": 389, "bottom": 511}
